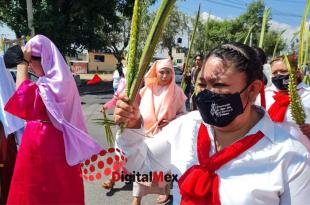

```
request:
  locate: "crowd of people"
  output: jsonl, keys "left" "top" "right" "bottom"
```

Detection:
{"left": 0, "top": 34, "right": 309, "bottom": 205}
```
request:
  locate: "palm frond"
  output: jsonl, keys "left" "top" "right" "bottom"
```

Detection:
{"left": 181, "top": 4, "right": 201, "bottom": 91}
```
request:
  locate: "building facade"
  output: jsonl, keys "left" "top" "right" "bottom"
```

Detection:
{"left": 68, "top": 52, "right": 118, "bottom": 74}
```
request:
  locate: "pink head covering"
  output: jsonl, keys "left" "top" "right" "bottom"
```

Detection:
{"left": 139, "top": 59, "right": 187, "bottom": 136}
{"left": 25, "top": 35, "right": 102, "bottom": 166}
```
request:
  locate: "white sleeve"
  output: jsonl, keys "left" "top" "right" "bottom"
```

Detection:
{"left": 300, "top": 88, "right": 310, "bottom": 124}
{"left": 304, "top": 106, "right": 310, "bottom": 124}
{"left": 115, "top": 120, "right": 180, "bottom": 174}
{"left": 280, "top": 150, "right": 310, "bottom": 204}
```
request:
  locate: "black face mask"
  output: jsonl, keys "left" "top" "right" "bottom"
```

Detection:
{"left": 196, "top": 85, "right": 249, "bottom": 127}
{"left": 3, "top": 45, "right": 24, "bottom": 68}
{"left": 271, "top": 74, "right": 289, "bottom": 90}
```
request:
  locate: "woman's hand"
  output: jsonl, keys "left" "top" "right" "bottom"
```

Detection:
{"left": 22, "top": 46, "right": 32, "bottom": 63}
{"left": 100, "top": 105, "right": 107, "bottom": 113}
{"left": 300, "top": 124, "right": 310, "bottom": 140}
{"left": 16, "top": 46, "right": 31, "bottom": 89}
{"left": 114, "top": 94, "right": 142, "bottom": 129}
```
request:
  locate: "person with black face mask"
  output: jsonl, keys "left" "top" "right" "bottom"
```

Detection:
{"left": 113, "top": 43, "right": 310, "bottom": 205}
{"left": 265, "top": 56, "right": 310, "bottom": 151}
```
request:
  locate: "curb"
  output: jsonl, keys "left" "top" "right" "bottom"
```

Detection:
{"left": 79, "top": 89, "right": 114, "bottom": 95}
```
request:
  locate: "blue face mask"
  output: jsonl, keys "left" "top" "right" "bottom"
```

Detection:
{"left": 196, "top": 85, "right": 249, "bottom": 127}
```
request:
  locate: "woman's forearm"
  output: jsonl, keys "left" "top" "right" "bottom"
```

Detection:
{"left": 16, "top": 63, "right": 29, "bottom": 89}
{"left": 116, "top": 126, "right": 171, "bottom": 174}
{"left": 16, "top": 46, "right": 32, "bottom": 89}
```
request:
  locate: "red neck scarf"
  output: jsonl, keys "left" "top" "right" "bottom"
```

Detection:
{"left": 178, "top": 123, "right": 264, "bottom": 205}
{"left": 267, "top": 91, "right": 290, "bottom": 122}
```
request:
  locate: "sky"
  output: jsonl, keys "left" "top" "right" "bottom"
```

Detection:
{"left": 1, "top": 0, "right": 309, "bottom": 42}
{"left": 154, "top": 0, "right": 310, "bottom": 44}
{"left": 175, "top": 0, "right": 307, "bottom": 26}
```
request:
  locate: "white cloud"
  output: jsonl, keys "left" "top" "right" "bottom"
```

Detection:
{"left": 199, "top": 13, "right": 300, "bottom": 44}
{"left": 269, "top": 20, "right": 299, "bottom": 43}
{"left": 200, "top": 12, "right": 223, "bottom": 22}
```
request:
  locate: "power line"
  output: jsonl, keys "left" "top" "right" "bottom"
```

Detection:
{"left": 225, "top": 0, "right": 245, "bottom": 5}
{"left": 272, "top": 8, "right": 302, "bottom": 18}
{"left": 227, "top": 0, "right": 305, "bottom": 4}
{"left": 269, "top": 0, "right": 305, "bottom": 4}
{"left": 220, "top": 0, "right": 247, "bottom": 4}
{"left": 273, "top": 11, "right": 302, "bottom": 18}
{"left": 203, "top": 0, "right": 303, "bottom": 19}
{"left": 203, "top": 0, "right": 245, "bottom": 10}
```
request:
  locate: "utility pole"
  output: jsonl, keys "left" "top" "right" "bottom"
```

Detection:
{"left": 26, "top": 0, "right": 35, "bottom": 36}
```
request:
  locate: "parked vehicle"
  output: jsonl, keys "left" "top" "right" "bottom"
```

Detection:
{"left": 174, "top": 66, "right": 182, "bottom": 84}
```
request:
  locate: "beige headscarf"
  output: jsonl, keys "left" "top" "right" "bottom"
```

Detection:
{"left": 139, "top": 59, "right": 187, "bottom": 136}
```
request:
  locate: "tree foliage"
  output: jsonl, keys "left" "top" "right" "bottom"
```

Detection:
{"left": 104, "top": 0, "right": 156, "bottom": 64}
{"left": 192, "top": 0, "right": 286, "bottom": 57}
{"left": 160, "top": 6, "right": 188, "bottom": 58}
{"left": 0, "top": 0, "right": 287, "bottom": 59}
{"left": 110, "top": 3, "right": 187, "bottom": 63}
{"left": 0, "top": 0, "right": 140, "bottom": 56}
{"left": 264, "top": 30, "right": 286, "bottom": 57}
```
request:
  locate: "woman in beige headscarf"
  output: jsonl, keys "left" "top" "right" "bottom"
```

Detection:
{"left": 133, "top": 59, "right": 187, "bottom": 205}
{"left": 139, "top": 59, "right": 187, "bottom": 136}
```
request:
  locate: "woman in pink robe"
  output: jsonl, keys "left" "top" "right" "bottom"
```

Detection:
{"left": 5, "top": 80, "right": 85, "bottom": 204}
{"left": 4, "top": 35, "right": 102, "bottom": 204}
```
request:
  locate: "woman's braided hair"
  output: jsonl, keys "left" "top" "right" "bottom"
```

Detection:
{"left": 203, "top": 42, "right": 263, "bottom": 84}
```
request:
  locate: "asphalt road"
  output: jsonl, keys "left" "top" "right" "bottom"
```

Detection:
{"left": 80, "top": 92, "right": 173, "bottom": 205}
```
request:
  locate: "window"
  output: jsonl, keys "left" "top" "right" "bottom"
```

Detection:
{"left": 177, "top": 59, "right": 182, "bottom": 64}
{"left": 94, "top": 55, "right": 105, "bottom": 62}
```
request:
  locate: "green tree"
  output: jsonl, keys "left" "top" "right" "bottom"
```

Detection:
{"left": 264, "top": 30, "right": 286, "bottom": 57}
{"left": 238, "top": 0, "right": 266, "bottom": 46}
{"left": 0, "top": 0, "right": 29, "bottom": 37}
{"left": 0, "top": 0, "right": 137, "bottom": 56}
{"left": 124, "top": 4, "right": 187, "bottom": 60}
{"left": 192, "top": 0, "right": 286, "bottom": 57}
{"left": 160, "top": 6, "right": 188, "bottom": 59}
{"left": 105, "top": 0, "right": 156, "bottom": 64}
{"left": 195, "top": 18, "right": 243, "bottom": 52}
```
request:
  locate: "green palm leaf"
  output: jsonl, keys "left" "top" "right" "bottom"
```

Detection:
{"left": 181, "top": 4, "right": 201, "bottom": 91}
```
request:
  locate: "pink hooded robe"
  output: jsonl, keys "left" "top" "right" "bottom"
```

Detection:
{"left": 4, "top": 35, "right": 102, "bottom": 204}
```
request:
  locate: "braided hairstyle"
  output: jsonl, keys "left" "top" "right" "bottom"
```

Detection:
{"left": 253, "top": 47, "right": 267, "bottom": 65}
{"left": 203, "top": 42, "right": 263, "bottom": 85}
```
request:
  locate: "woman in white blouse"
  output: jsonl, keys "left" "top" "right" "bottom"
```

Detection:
{"left": 266, "top": 56, "right": 310, "bottom": 151}
{"left": 114, "top": 43, "right": 310, "bottom": 205}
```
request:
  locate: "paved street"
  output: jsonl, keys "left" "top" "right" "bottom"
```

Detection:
{"left": 80, "top": 92, "right": 172, "bottom": 205}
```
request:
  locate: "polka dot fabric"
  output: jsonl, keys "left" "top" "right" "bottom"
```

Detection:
{"left": 81, "top": 148, "right": 127, "bottom": 181}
